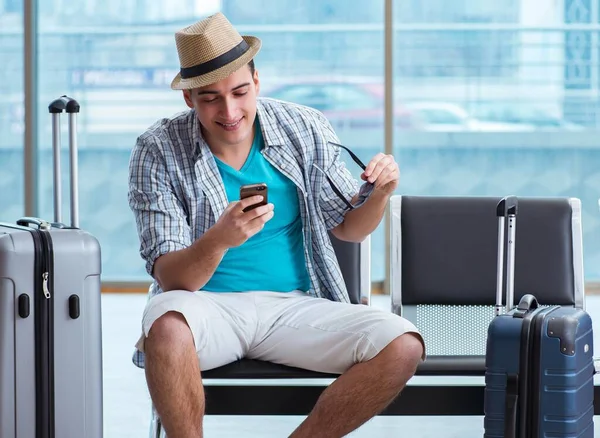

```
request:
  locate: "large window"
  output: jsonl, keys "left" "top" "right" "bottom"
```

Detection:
{"left": 0, "top": 1, "right": 24, "bottom": 222}
{"left": 393, "top": 0, "right": 600, "bottom": 286}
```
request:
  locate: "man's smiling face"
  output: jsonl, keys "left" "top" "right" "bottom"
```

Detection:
{"left": 183, "top": 63, "right": 260, "bottom": 150}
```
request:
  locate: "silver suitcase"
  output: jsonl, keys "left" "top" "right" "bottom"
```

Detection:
{"left": 0, "top": 96, "right": 103, "bottom": 438}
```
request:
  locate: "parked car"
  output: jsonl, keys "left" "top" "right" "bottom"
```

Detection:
{"left": 470, "top": 103, "right": 585, "bottom": 131}
{"left": 403, "top": 101, "right": 533, "bottom": 132}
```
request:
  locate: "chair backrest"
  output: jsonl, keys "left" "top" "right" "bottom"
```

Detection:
{"left": 390, "top": 195, "right": 584, "bottom": 357}
{"left": 329, "top": 232, "right": 371, "bottom": 305}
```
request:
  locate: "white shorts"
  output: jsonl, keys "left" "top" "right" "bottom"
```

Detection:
{"left": 135, "top": 290, "right": 425, "bottom": 374}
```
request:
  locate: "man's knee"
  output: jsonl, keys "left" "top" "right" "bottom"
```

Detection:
{"left": 146, "top": 311, "right": 195, "bottom": 352}
{"left": 387, "top": 332, "right": 425, "bottom": 368}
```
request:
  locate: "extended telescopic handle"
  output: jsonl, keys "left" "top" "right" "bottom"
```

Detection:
{"left": 48, "top": 95, "right": 80, "bottom": 228}
{"left": 495, "top": 196, "right": 518, "bottom": 316}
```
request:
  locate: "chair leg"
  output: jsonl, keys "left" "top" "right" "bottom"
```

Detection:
{"left": 149, "top": 404, "right": 165, "bottom": 438}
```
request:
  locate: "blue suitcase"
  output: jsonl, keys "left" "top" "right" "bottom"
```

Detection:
{"left": 483, "top": 196, "right": 595, "bottom": 437}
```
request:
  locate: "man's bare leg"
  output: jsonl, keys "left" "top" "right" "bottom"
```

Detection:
{"left": 289, "top": 333, "right": 424, "bottom": 438}
{"left": 144, "top": 311, "right": 204, "bottom": 438}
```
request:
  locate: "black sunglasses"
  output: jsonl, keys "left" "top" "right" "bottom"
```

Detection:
{"left": 313, "top": 141, "right": 370, "bottom": 210}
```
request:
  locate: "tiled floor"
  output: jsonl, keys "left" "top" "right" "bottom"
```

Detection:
{"left": 102, "top": 293, "right": 600, "bottom": 437}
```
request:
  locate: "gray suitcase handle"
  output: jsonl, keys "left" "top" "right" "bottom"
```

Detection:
{"left": 48, "top": 96, "right": 80, "bottom": 228}
{"left": 495, "top": 196, "right": 518, "bottom": 316}
{"left": 16, "top": 216, "right": 68, "bottom": 230}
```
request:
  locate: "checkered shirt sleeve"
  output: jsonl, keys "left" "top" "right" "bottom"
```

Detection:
{"left": 128, "top": 135, "right": 192, "bottom": 277}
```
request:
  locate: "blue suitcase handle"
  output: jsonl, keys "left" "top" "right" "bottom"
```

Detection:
{"left": 513, "top": 294, "right": 539, "bottom": 318}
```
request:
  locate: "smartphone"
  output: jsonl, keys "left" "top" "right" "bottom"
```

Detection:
{"left": 240, "top": 183, "right": 268, "bottom": 212}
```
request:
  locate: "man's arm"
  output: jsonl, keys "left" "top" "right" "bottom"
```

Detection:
{"left": 331, "top": 153, "right": 400, "bottom": 242}
{"left": 152, "top": 225, "right": 227, "bottom": 292}
{"left": 310, "top": 110, "right": 399, "bottom": 242}
{"left": 330, "top": 191, "right": 387, "bottom": 242}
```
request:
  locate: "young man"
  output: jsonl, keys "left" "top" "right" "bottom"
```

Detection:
{"left": 128, "top": 12, "right": 425, "bottom": 438}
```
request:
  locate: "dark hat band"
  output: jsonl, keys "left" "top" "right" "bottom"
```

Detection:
{"left": 180, "top": 39, "right": 250, "bottom": 79}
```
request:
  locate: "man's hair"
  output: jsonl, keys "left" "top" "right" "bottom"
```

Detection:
{"left": 248, "top": 59, "right": 255, "bottom": 76}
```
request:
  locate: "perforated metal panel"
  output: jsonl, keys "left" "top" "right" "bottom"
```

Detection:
{"left": 403, "top": 304, "right": 495, "bottom": 356}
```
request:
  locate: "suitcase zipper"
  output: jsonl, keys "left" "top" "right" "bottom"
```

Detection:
{"left": 527, "top": 307, "right": 557, "bottom": 438}
{"left": 42, "top": 272, "right": 51, "bottom": 299}
{"left": 39, "top": 229, "right": 55, "bottom": 438}
{"left": 31, "top": 228, "right": 55, "bottom": 438}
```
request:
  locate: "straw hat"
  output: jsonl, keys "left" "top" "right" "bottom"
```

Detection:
{"left": 171, "top": 12, "right": 261, "bottom": 90}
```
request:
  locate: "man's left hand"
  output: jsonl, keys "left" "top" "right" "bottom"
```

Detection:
{"left": 361, "top": 153, "right": 399, "bottom": 195}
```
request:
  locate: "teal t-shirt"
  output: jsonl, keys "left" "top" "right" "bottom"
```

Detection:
{"left": 203, "top": 121, "right": 311, "bottom": 293}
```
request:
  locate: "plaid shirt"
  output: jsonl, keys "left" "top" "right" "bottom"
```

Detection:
{"left": 128, "top": 97, "right": 373, "bottom": 368}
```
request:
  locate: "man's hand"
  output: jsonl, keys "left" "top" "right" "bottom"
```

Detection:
{"left": 212, "top": 195, "right": 274, "bottom": 249}
{"left": 361, "top": 153, "right": 400, "bottom": 196}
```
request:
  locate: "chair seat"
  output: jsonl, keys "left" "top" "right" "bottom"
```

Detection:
{"left": 201, "top": 356, "right": 486, "bottom": 380}
{"left": 201, "top": 359, "right": 342, "bottom": 379}
{"left": 416, "top": 355, "right": 486, "bottom": 376}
